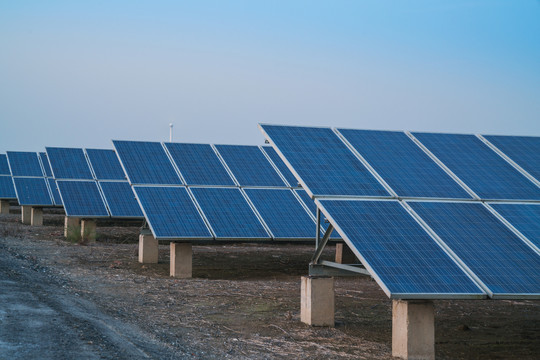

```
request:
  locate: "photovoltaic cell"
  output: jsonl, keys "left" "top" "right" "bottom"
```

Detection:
{"left": 46, "top": 147, "right": 93, "bottom": 180}
{"left": 191, "top": 187, "right": 269, "bottom": 239}
{"left": 338, "top": 129, "right": 471, "bottom": 199}
{"left": 244, "top": 188, "right": 316, "bottom": 239}
{"left": 318, "top": 200, "right": 485, "bottom": 298}
{"left": 164, "top": 143, "right": 234, "bottom": 186}
{"left": 113, "top": 141, "right": 182, "bottom": 185}
{"left": 0, "top": 155, "right": 10, "bottom": 175}
{"left": 412, "top": 133, "right": 540, "bottom": 200}
{"left": 483, "top": 135, "right": 540, "bottom": 182}
{"left": 260, "top": 125, "right": 390, "bottom": 197}
{"left": 57, "top": 181, "right": 109, "bottom": 217}
{"left": 86, "top": 149, "right": 126, "bottom": 180}
{"left": 409, "top": 202, "right": 540, "bottom": 297}
{"left": 262, "top": 146, "right": 299, "bottom": 187}
{"left": 215, "top": 145, "right": 287, "bottom": 187}
{"left": 48, "top": 178, "right": 62, "bottom": 205}
{"left": 134, "top": 186, "right": 211, "bottom": 239}
{"left": 99, "top": 181, "right": 143, "bottom": 218}
{"left": 13, "top": 178, "right": 53, "bottom": 206}
{"left": 6, "top": 152, "right": 43, "bottom": 177}
{"left": 39, "top": 153, "right": 53, "bottom": 177}
{"left": 490, "top": 203, "right": 540, "bottom": 250}
{"left": 0, "top": 176, "right": 16, "bottom": 199}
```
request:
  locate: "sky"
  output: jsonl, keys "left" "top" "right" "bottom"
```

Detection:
{"left": 1, "top": 0, "right": 539, "bottom": 152}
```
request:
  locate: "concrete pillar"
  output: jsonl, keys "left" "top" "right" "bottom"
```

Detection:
{"left": 30, "top": 207, "right": 43, "bottom": 226}
{"left": 0, "top": 200, "right": 10, "bottom": 214}
{"left": 64, "top": 217, "right": 81, "bottom": 238}
{"left": 81, "top": 219, "right": 97, "bottom": 243}
{"left": 139, "top": 233, "right": 158, "bottom": 264}
{"left": 392, "top": 300, "right": 435, "bottom": 360}
{"left": 300, "top": 276, "right": 334, "bottom": 326}
{"left": 335, "top": 243, "right": 356, "bottom": 264}
{"left": 21, "top": 206, "right": 32, "bottom": 225}
{"left": 170, "top": 242, "right": 192, "bottom": 278}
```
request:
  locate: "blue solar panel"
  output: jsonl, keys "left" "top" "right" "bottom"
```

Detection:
{"left": 412, "top": 133, "right": 540, "bottom": 200}
{"left": 318, "top": 200, "right": 485, "bottom": 297}
{"left": 483, "top": 135, "right": 540, "bottom": 182}
{"left": 47, "top": 178, "right": 62, "bottom": 206}
{"left": 260, "top": 125, "right": 390, "bottom": 197}
{"left": 134, "top": 186, "right": 211, "bottom": 239}
{"left": 261, "top": 146, "right": 299, "bottom": 187}
{"left": 244, "top": 188, "right": 317, "bottom": 239}
{"left": 13, "top": 177, "right": 53, "bottom": 206}
{"left": 409, "top": 202, "right": 540, "bottom": 297}
{"left": 338, "top": 129, "right": 472, "bottom": 199}
{"left": 215, "top": 145, "right": 287, "bottom": 187}
{"left": 164, "top": 143, "right": 235, "bottom": 186}
{"left": 113, "top": 141, "right": 182, "bottom": 185}
{"left": 46, "top": 148, "right": 93, "bottom": 180}
{"left": 99, "top": 181, "right": 143, "bottom": 218}
{"left": 57, "top": 180, "right": 109, "bottom": 217}
{"left": 86, "top": 149, "right": 126, "bottom": 180}
{"left": 6, "top": 152, "right": 43, "bottom": 177}
{"left": 39, "top": 153, "right": 53, "bottom": 177}
{"left": 0, "top": 155, "right": 12, "bottom": 175}
{"left": 490, "top": 203, "right": 540, "bottom": 250}
{"left": 0, "top": 176, "right": 16, "bottom": 199}
{"left": 190, "top": 187, "right": 269, "bottom": 239}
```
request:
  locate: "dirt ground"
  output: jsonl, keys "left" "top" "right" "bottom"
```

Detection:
{"left": 0, "top": 209, "right": 539, "bottom": 359}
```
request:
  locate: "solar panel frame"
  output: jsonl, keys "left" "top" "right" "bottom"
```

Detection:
{"left": 6, "top": 151, "right": 43, "bottom": 177}
{"left": 46, "top": 147, "right": 94, "bottom": 180}
{"left": 56, "top": 180, "right": 110, "bottom": 217}
{"left": 0, "top": 176, "right": 17, "bottom": 199}
{"left": 39, "top": 152, "right": 53, "bottom": 177}
{"left": 86, "top": 149, "right": 127, "bottom": 181}
{"left": 99, "top": 181, "right": 144, "bottom": 219}
{"left": 12, "top": 177, "right": 54, "bottom": 206}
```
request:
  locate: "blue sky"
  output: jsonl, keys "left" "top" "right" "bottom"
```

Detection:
{"left": 1, "top": 1, "right": 539, "bottom": 152}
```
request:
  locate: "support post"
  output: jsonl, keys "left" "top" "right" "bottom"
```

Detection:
{"left": 170, "top": 242, "right": 192, "bottom": 278}
{"left": 81, "top": 219, "right": 97, "bottom": 243}
{"left": 0, "top": 200, "right": 10, "bottom": 214}
{"left": 392, "top": 300, "right": 435, "bottom": 360}
{"left": 64, "top": 217, "right": 81, "bottom": 238}
{"left": 335, "top": 243, "right": 356, "bottom": 264}
{"left": 30, "top": 207, "right": 43, "bottom": 226}
{"left": 21, "top": 206, "right": 32, "bottom": 225}
{"left": 300, "top": 276, "right": 334, "bottom": 326}
{"left": 139, "top": 233, "right": 158, "bottom": 263}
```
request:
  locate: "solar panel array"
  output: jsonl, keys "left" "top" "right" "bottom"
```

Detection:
{"left": 46, "top": 147, "right": 143, "bottom": 218}
{"left": 115, "top": 141, "right": 327, "bottom": 241}
{"left": 260, "top": 124, "right": 540, "bottom": 300}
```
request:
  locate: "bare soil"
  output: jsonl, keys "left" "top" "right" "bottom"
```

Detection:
{"left": 0, "top": 210, "right": 539, "bottom": 359}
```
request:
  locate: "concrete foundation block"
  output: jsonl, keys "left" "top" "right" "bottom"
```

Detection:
{"left": 64, "top": 217, "right": 81, "bottom": 238}
{"left": 81, "top": 219, "right": 97, "bottom": 243}
{"left": 0, "top": 200, "right": 10, "bottom": 214}
{"left": 300, "top": 276, "right": 334, "bottom": 326}
{"left": 30, "top": 207, "right": 43, "bottom": 226}
{"left": 335, "top": 243, "right": 357, "bottom": 264}
{"left": 392, "top": 300, "right": 435, "bottom": 360}
{"left": 139, "top": 234, "right": 158, "bottom": 264}
{"left": 21, "top": 206, "right": 32, "bottom": 225}
{"left": 170, "top": 242, "right": 192, "bottom": 278}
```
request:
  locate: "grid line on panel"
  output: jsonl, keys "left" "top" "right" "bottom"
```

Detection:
{"left": 46, "top": 148, "right": 94, "bottom": 180}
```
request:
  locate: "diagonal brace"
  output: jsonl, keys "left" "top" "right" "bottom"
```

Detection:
{"left": 310, "top": 223, "right": 334, "bottom": 265}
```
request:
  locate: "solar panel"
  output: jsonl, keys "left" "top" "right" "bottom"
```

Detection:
{"left": 490, "top": 203, "right": 540, "bottom": 250}
{"left": 215, "top": 145, "right": 287, "bottom": 187}
{"left": 133, "top": 186, "right": 212, "bottom": 239}
{"left": 99, "top": 181, "right": 143, "bottom": 218}
{"left": 190, "top": 187, "right": 269, "bottom": 239}
{"left": 47, "top": 178, "right": 62, "bottom": 205}
{"left": 483, "top": 135, "right": 540, "bottom": 182}
{"left": 39, "top": 152, "right": 53, "bottom": 177}
{"left": 409, "top": 201, "right": 540, "bottom": 297}
{"left": 0, "top": 176, "right": 16, "bottom": 199}
{"left": 244, "top": 188, "right": 317, "bottom": 239}
{"left": 56, "top": 180, "right": 109, "bottom": 217}
{"left": 260, "top": 125, "right": 390, "bottom": 197}
{"left": 0, "top": 155, "right": 11, "bottom": 175}
{"left": 164, "top": 143, "right": 235, "bottom": 186}
{"left": 262, "top": 146, "right": 299, "bottom": 187}
{"left": 412, "top": 133, "right": 540, "bottom": 200}
{"left": 46, "top": 147, "right": 94, "bottom": 180}
{"left": 6, "top": 151, "right": 43, "bottom": 177}
{"left": 338, "top": 129, "right": 472, "bottom": 199}
{"left": 113, "top": 141, "right": 182, "bottom": 185}
{"left": 86, "top": 149, "right": 126, "bottom": 180}
{"left": 13, "top": 178, "right": 54, "bottom": 206}
{"left": 317, "top": 199, "right": 485, "bottom": 298}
